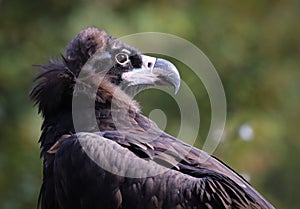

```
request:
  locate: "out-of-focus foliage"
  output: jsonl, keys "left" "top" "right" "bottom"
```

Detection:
{"left": 0, "top": 0, "right": 299, "bottom": 208}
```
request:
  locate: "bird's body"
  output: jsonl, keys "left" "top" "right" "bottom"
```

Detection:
{"left": 30, "top": 27, "right": 274, "bottom": 209}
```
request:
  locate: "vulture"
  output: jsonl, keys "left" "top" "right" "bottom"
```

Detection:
{"left": 30, "top": 27, "right": 275, "bottom": 209}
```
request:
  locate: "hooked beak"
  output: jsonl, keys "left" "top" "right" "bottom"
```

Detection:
{"left": 121, "top": 55, "right": 180, "bottom": 94}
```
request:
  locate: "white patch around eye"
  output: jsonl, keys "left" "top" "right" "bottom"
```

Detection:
{"left": 115, "top": 53, "right": 130, "bottom": 66}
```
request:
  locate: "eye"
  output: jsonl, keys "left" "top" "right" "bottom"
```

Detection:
{"left": 115, "top": 53, "right": 130, "bottom": 66}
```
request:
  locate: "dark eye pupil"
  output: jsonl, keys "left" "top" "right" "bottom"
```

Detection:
{"left": 116, "top": 53, "right": 128, "bottom": 64}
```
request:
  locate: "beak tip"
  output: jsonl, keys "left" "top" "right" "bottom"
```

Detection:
{"left": 173, "top": 78, "right": 180, "bottom": 94}
{"left": 174, "top": 86, "right": 179, "bottom": 94}
{"left": 172, "top": 69, "right": 181, "bottom": 95}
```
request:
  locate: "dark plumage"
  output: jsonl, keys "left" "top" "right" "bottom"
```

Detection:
{"left": 30, "top": 27, "right": 275, "bottom": 209}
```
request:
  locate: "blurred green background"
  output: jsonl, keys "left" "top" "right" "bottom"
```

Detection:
{"left": 1, "top": 0, "right": 299, "bottom": 208}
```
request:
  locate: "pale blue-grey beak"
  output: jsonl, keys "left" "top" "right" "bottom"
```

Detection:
{"left": 122, "top": 55, "right": 180, "bottom": 94}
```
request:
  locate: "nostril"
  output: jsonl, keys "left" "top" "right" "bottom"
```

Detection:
{"left": 142, "top": 55, "right": 157, "bottom": 70}
{"left": 147, "top": 62, "right": 153, "bottom": 69}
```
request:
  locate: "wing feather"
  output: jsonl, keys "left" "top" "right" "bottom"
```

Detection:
{"left": 51, "top": 129, "right": 273, "bottom": 209}
{"left": 99, "top": 128, "right": 274, "bottom": 209}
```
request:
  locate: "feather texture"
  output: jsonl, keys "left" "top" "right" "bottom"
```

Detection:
{"left": 30, "top": 27, "right": 275, "bottom": 209}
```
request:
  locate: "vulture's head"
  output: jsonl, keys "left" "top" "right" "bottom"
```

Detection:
{"left": 30, "top": 27, "right": 180, "bottom": 117}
